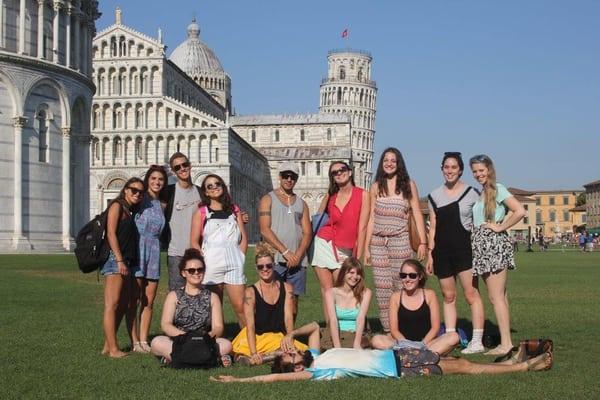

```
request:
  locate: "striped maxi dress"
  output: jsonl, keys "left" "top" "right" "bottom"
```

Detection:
{"left": 369, "top": 196, "right": 414, "bottom": 332}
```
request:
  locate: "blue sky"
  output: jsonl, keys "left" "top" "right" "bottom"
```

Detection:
{"left": 96, "top": 0, "right": 599, "bottom": 194}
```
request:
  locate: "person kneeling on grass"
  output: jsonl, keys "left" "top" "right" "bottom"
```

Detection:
{"left": 151, "top": 248, "right": 233, "bottom": 367}
{"left": 211, "top": 342, "right": 552, "bottom": 382}
{"left": 231, "top": 243, "right": 316, "bottom": 365}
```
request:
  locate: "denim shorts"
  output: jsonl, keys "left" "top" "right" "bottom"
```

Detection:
{"left": 100, "top": 252, "right": 122, "bottom": 276}
{"left": 274, "top": 262, "right": 307, "bottom": 296}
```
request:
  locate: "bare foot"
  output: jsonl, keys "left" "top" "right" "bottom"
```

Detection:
{"left": 526, "top": 352, "right": 553, "bottom": 372}
{"left": 108, "top": 350, "right": 129, "bottom": 358}
{"left": 101, "top": 344, "right": 109, "bottom": 355}
{"left": 484, "top": 344, "right": 514, "bottom": 356}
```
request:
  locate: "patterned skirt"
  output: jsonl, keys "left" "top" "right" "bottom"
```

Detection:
{"left": 471, "top": 227, "right": 516, "bottom": 276}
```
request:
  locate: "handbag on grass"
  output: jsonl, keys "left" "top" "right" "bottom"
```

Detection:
{"left": 170, "top": 330, "right": 219, "bottom": 369}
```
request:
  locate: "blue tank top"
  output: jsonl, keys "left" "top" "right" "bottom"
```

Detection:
{"left": 336, "top": 305, "right": 359, "bottom": 332}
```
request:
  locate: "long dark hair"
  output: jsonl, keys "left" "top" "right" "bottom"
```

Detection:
{"left": 333, "top": 257, "right": 366, "bottom": 304}
{"left": 200, "top": 174, "right": 233, "bottom": 213}
{"left": 143, "top": 165, "right": 168, "bottom": 197}
{"left": 113, "top": 177, "right": 145, "bottom": 213}
{"left": 327, "top": 160, "right": 355, "bottom": 196}
{"left": 375, "top": 147, "right": 411, "bottom": 200}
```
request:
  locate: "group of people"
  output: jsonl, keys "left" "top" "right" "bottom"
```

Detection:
{"left": 97, "top": 147, "right": 552, "bottom": 381}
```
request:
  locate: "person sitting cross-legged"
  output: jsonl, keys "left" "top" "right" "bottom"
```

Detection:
{"left": 231, "top": 243, "right": 317, "bottom": 365}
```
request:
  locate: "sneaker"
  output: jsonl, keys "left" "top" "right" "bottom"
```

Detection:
{"left": 461, "top": 341, "right": 485, "bottom": 354}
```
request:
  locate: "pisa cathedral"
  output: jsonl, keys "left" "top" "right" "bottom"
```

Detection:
{"left": 0, "top": 5, "right": 377, "bottom": 250}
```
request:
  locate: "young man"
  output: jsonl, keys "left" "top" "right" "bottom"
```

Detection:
{"left": 258, "top": 162, "right": 312, "bottom": 317}
{"left": 162, "top": 152, "right": 202, "bottom": 291}
{"left": 211, "top": 336, "right": 553, "bottom": 382}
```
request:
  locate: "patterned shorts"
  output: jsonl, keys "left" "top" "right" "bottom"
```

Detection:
{"left": 471, "top": 227, "right": 516, "bottom": 276}
{"left": 394, "top": 348, "right": 442, "bottom": 377}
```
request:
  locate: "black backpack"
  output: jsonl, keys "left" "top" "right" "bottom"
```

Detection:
{"left": 74, "top": 203, "right": 121, "bottom": 273}
{"left": 170, "top": 331, "right": 219, "bottom": 369}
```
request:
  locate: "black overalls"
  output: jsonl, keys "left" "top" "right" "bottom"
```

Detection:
{"left": 428, "top": 187, "right": 474, "bottom": 279}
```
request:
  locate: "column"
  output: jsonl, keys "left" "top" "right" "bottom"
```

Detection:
{"left": 61, "top": 127, "right": 72, "bottom": 249}
{"left": 37, "top": 0, "right": 45, "bottom": 58}
{"left": 18, "top": 0, "right": 26, "bottom": 54}
{"left": 0, "top": 0, "right": 5, "bottom": 48}
{"left": 73, "top": 12, "right": 80, "bottom": 70}
{"left": 80, "top": 19, "right": 88, "bottom": 75}
{"left": 12, "top": 117, "right": 32, "bottom": 250}
{"left": 65, "top": 6, "right": 72, "bottom": 67}
{"left": 52, "top": 1, "right": 62, "bottom": 63}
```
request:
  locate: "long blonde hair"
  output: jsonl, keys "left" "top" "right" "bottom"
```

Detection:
{"left": 470, "top": 154, "right": 497, "bottom": 222}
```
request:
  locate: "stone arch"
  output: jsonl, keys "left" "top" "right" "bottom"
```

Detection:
{"left": 0, "top": 70, "right": 21, "bottom": 116}
{"left": 102, "top": 170, "right": 130, "bottom": 190}
{"left": 24, "top": 77, "right": 70, "bottom": 126}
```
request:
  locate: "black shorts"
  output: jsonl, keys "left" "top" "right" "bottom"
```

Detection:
{"left": 393, "top": 348, "right": 442, "bottom": 377}
{"left": 432, "top": 246, "right": 472, "bottom": 279}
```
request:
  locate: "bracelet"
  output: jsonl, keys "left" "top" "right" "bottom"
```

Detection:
{"left": 116, "top": 259, "right": 124, "bottom": 263}
{"left": 282, "top": 249, "right": 290, "bottom": 255}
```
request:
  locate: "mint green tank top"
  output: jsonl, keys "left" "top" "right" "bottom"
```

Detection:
{"left": 336, "top": 305, "right": 359, "bottom": 332}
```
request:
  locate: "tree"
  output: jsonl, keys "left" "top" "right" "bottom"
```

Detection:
{"left": 576, "top": 193, "right": 586, "bottom": 207}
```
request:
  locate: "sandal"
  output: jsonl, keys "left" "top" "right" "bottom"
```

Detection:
{"left": 526, "top": 351, "right": 553, "bottom": 372}
{"left": 220, "top": 354, "right": 233, "bottom": 368}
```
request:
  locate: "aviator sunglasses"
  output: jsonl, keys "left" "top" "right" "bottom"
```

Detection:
{"left": 172, "top": 161, "right": 191, "bottom": 172}
{"left": 256, "top": 263, "right": 274, "bottom": 271}
{"left": 184, "top": 267, "right": 205, "bottom": 275}
{"left": 280, "top": 173, "right": 298, "bottom": 181}
{"left": 127, "top": 186, "right": 144, "bottom": 195}
{"left": 205, "top": 182, "right": 223, "bottom": 190}
{"left": 330, "top": 166, "right": 349, "bottom": 177}
{"left": 399, "top": 272, "right": 419, "bottom": 280}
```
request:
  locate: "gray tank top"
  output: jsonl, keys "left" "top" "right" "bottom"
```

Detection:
{"left": 268, "top": 191, "right": 308, "bottom": 266}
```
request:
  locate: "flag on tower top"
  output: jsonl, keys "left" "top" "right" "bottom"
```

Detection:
{"left": 341, "top": 29, "right": 348, "bottom": 38}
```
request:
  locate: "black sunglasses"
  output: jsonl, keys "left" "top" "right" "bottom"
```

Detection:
{"left": 127, "top": 186, "right": 144, "bottom": 195}
{"left": 172, "top": 161, "right": 191, "bottom": 172}
{"left": 470, "top": 154, "right": 490, "bottom": 163}
{"left": 205, "top": 182, "right": 223, "bottom": 191}
{"left": 399, "top": 272, "right": 419, "bottom": 280}
{"left": 330, "top": 166, "right": 349, "bottom": 177}
{"left": 184, "top": 267, "right": 205, "bottom": 275}
{"left": 281, "top": 173, "right": 298, "bottom": 181}
{"left": 256, "top": 263, "right": 274, "bottom": 271}
{"left": 444, "top": 152, "right": 462, "bottom": 157}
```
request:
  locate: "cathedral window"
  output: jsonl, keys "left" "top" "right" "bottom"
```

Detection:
{"left": 327, "top": 128, "right": 332, "bottom": 141}
{"left": 316, "top": 162, "right": 321, "bottom": 176}
{"left": 339, "top": 67, "right": 346, "bottom": 80}
{"left": 358, "top": 68, "right": 363, "bottom": 81}
{"left": 300, "top": 129, "right": 305, "bottom": 141}
{"left": 301, "top": 162, "right": 306, "bottom": 176}
{"left": 37, "top": 109, "right": 49, "bottom": 163}
{"left": 274, "top": 130, "right": 280, "bottom": 142}
{"left": 251, "top": 130, "right": 256, "bottom": 142}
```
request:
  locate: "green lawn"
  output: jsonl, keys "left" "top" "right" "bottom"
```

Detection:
{"left": 1, "top": 250, "right": 599, "bottom": 399}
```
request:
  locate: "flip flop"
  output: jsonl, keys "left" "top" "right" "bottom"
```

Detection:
{"left": 220, "top": 354, "right": 233, "bottom": 368}
{"left": 493, "top": 346, "right": 519, "bottom": 363}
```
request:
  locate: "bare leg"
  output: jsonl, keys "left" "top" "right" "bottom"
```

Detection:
{"left": 439, "top": 352, "right": 551, "bottom": 375}
{"left": 483, "top": 269, "right": 513, "bottom": 354}
{"left": 225, "top": 283, "right": 247, "bottom": 328}
{"left": 125, "top": 276, "right": 141, "bottom": 347}
{"left": 371, "top": 334, "right": 395, "bottom": 349}
{"left": 150, "top": 335, "right": 173, "bottom": 362}
{"left": 438, "top": 276, "right": 458, "bottom": 330}
{"left": 427, "top": 332, "right": 459, "bottom": 356}
{"left": 457, "top": 269, "right": 484, "bottom": 330}
{"left": 314, "top": 267, "right": 335, "bottom": 324}
{"left": 139, "top": 279, "right": 158, "bottom": 346}
{"left": 103, "top": 274, "right": 127, "bottom": 358}
{"left": 216, "top": 338, "right": 233, "bottom": 356}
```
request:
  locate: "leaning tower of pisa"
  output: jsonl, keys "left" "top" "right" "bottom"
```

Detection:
{"left": 319, "top": 49, "right": 377, "bottom": 188}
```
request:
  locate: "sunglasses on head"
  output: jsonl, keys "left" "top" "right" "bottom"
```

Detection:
{"left": 470, "top": 154, "right": 490, "bottom": 163}
{"left": 205, "top": 182, "right": 223, "bottom": 191}
{"left": 256, "top": 263, "right": 274, "bottom": 271}
{"left": 172, "top": 161, "right": 191, "bottom": 172}
{"left": 330, "top": 166, "right": 349, "bottom": 177}
{"left": 184, "top": 267, "right": 205, "bottom": 275}
{"left": 281, "top": 173, "right": 298, "bottom": 181}
{"left": 127, "top": 186, "right": 144, "bottom": 195}
{"left": 399, "top": 272, "right": 419, "bottom": 280}
{"left": 444, "top": 152, "right": 462, "bottom": 157}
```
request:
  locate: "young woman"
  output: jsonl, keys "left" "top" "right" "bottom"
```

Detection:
{"left": 100, "top": 177, "right": 144, "bottom": 358}
{"left": 322, "top": 257, "right": 372, "bottom": 349}
{"left": 312, "top": 161, "right": 370, "bottom": 323}
{"left": 426, "top": 152, "right": 486, "bottom": 354}
{"left": 469, "top": 154, "right": 525, "bottom": 356}
{"left": 231, "top": 242, "right": 308, "bottom": 365}
{"left": 150, "top": 248, "right": 232, "bottom": 365}
{"left": 364, "top": 148, "right": 427, "bottom": 332}
{"left": 190, "top": 174, "right": 248, "bottom": 327}
{"left": 129, "top": 165, "right": 167, "bottom": 353}
{"left": 371, "top": 259, "right": 459, "bottom": 356}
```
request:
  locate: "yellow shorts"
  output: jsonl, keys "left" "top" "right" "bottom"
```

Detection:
{"left": 232, "top": 327, "right": 308, "bottom": 356}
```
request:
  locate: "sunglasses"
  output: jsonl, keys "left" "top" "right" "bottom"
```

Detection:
{"left": 127, "top": 186, "right": 144, "bottom": 195}
{"left": 205, "top": 182, "right": 223, "bottom": 191}
{"left": 184, "top": 267, "right": 205, "bottom": 275}
{"left": 256, "top": 263, "right": 274, "bottom": 271}
{"left": 470, "top": 154, "right": 490, "bottom": 164}
{"left": 281, "top": 173, "right": 298, "bottom": 181}
{"left": 330, "top": 166, "right": 349, "bottom": 177}
{"left": 444, "top": 152, "right": 462, "bottom": 157}
{"left": 172, "top": 161, "right": 191, "bottom": 172}
{"left": 399, "top": 272, "right": 419, "bottom": 280}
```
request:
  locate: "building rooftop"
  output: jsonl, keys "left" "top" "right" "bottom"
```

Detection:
{"left": 169, "top": 18, "right": 224, "bottom": 75}
{"left": 257, "top": 146, "right": 351, "bottom": 160}
{"left": 230, "top": 113, "right": 350, "bottom": 126}
{"left": 583, "top": 179, "right": 600, "bottom": 188}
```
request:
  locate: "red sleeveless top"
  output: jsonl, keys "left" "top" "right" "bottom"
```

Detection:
{"left": 317, "top": 186, "right": 364, "bottom": 251}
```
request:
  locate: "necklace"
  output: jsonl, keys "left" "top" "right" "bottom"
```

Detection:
{"left": 279, "top": 189, "right": 294, "bottom": 214}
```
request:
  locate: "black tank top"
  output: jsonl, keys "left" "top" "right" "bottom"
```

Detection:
{"left": 253, "top": 283, "right": 286, "bottom": 335}
{"left": 114, "top": 201, "right": 138, "bottom": 265}
{"left": 429, "top": 187, "right": 473, "bottom": 253}
{"left": 398, "top": 289, "right": 431, "bottom": 341}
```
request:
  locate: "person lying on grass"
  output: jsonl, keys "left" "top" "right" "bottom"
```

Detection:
{"left": 210, "top": 340, "right": 552, "bottom": 382}
{"left": 231, "top": 243, "right": 316, "bottom": 365}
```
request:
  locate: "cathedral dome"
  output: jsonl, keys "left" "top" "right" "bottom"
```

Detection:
{"left": 169, "top": 19, "right": 224, "bottom": 74}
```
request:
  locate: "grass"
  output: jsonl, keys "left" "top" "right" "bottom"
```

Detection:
{"left": 1, "top": 249, "right": 599, "bottom": 399}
